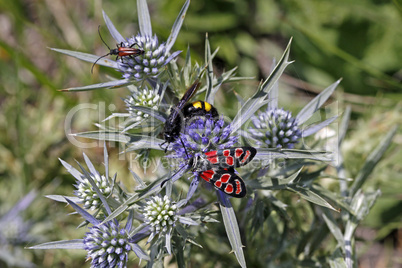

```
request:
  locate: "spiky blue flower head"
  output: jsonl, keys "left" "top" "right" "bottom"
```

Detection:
{"left": 249, "top": 108, "right": 302, "bottom": 149}
{"left": 83, "top": 220, "right": 132, "bottom": 268}
{"left": 74, "top": 173, "right": 112, "bottom": 211}
{"left": 170, "top": 116, "right": 238, "bottom": 162}
{"left": 118, "top": 34, "right": 181, "bottom": 81}
{"left": 124, "top": 85, "right": 161, "bottom": 121}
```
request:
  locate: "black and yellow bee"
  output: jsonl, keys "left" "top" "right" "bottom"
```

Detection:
{"left": 162, "top": 80, "right": 218, "bottom": 150}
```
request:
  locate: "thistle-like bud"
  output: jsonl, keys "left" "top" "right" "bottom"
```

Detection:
{"left": 118, "top": 34, "right": 180, "bottom": 82}
{"left": 249, "top": 108, "right": 302, "bottom": 149}
{"left": 75, "top": 174, "right": 112, "bottom": 211}
{"left": 143, "top": 196, "right": 178, "bottom": 235}
{"left": 124, "top": 86, "right": 160, "bottom": 121}
{"left": 83, "top": 220, "right": 131, "bottom": 268}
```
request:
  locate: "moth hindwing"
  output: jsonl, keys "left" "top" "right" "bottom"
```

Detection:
{"left": 196, "top": 147, "right": 257, "bottom": 198}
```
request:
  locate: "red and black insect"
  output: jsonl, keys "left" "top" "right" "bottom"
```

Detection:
{"left": 91, "top": 26, "right": 144, "bottom": 73}
{"left": 190, "top": 147, "right": 257, "bottom": 198}
{"left": 161, "top": 80, "right": 218, "bottom": 151}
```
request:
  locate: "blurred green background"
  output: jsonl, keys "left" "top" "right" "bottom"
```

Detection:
{"left": 0, "top": 0, "right": 400, "bottom": 266}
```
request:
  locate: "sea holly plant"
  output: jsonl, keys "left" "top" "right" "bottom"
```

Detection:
{"left": 30, "top": 0, "right": 397, "bottom": 267}
{"left": 31, "top": 146, "right": 217, "bottom": 265}
{"left": 51, "top": 0, "right": 190, "bottom": 91}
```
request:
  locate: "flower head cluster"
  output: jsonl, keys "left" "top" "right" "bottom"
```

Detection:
{"left": 143, "top": 195, "right": 178, "bottom": 236}
{"left": 52, "top": 0, "right": 189, "bottom": 91}
{"left": 75, "top": 173, "right": 112, "bottom": 211}
{"left": 249, "top": 108, "right": 302, "bottom": 149}
{"left": 83, "top": 220, "right": 132, "bottom": 268}
{"left": 124, "top": 86, "right": 160, "bottom": 121}
{"left": 170, "top": 116, "right": 238, "bottom": 161}
{"left": 118, "top": 34, "right": 181, "bottom": 81}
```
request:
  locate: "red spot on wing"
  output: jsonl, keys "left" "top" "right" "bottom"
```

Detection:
{"left": 225, "top": 184, "right": 234, "bottom": 194}
{"left": 205, "top": 151, "right": 217, "bottom": 157}
{"left": 214, "top": 180, "right": 222, "bottom": 188}
{"left": 240, "top": 150, "right": 252, "bottom": 164}
{"left": 200, "top": 170, "right": 214, "bottom": 182}
{"left": 220, "top": 173, "right": 231, "bottom": 183}
{"left": 235, "top": 180, "right": 242, "bottom": 195}
{"left": 205, "top": 151, "right": 219, "bottom": 164}
{"left": 223, "top": 150, "right": 230, "bottom": 157}
{"left": 226, "top": 156, "right": 234, "bottom": 166}
{"left": 208, "top": 156, "right": 219, "bottom": 164}
{"left": 235, "top": 148, "right": 243, "bottom": 158}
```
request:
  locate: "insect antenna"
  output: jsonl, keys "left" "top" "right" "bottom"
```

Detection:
{"left": 179, "top": 137, "right": 189, "bottom": 159}
{"left": 159, "top": 140, "right": 168, "bottom": 153}
{"left": 97, "top": 25, "right": 111, "bottom": 50}
{"left": 91, "top": 26, "right": 112, "bottom": 74}
{"left": 161, "top": 160, "right": 190, "bottom": 188}
{"left": 91, "top": 54, "right": 111, "bottom": 74}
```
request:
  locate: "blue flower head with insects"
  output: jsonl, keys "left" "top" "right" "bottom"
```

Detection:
{"left": 98, "top": 0, "right": 186, "bottom": 83}
{"left": 169, "top": 115, "right": 239, "bottom": 168}
{"left": 51, "top": 0, "right": 190, "bottom": 91}
{"left": 119, "top": 34, "right": 181, "bottom": 81}
{"left": 165, "top": 106, "right": 260, "bottom": 199}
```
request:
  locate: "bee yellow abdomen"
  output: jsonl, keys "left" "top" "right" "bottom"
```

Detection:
{"left": 204, "top": 102, "right": 212, "bottom": 112}
{"left": 192, "top": 101, "right": 212, "bottom": 112}
{"left": 192, "top": 101, "right": 203, "bottom": 109}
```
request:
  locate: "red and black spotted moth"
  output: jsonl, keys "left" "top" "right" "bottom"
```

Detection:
{"left": 189, "top": 147, "right": 257, "bottom": 198}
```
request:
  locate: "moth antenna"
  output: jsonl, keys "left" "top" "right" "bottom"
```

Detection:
{"left": 161, "top": 162, "right": 189, "bottom": 188}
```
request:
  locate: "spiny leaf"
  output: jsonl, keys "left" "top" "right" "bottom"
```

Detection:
{"left": 217, "top": 192, "right": 247, "bottom": 268}
{"left": 350, "top": 126, "right": 398, "bottom": 196}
